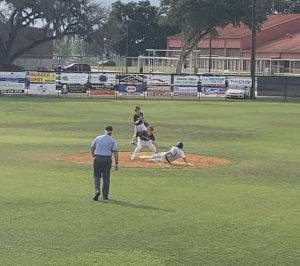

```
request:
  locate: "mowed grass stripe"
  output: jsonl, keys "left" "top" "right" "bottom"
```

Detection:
{"left": 1, "top": 98, "right": 300, "bottom": 265}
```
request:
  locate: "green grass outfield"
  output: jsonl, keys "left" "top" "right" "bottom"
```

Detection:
{"left": 1, "top": 98, "right": 300, "bottom": 266}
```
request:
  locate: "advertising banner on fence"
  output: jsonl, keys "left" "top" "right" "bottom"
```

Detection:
{"left": 200, "top": 88, "right": 226, "bottom": 97}
{"left": 146, "top": 87, "right": 172, "bottom": 98}
{"left": 29, "top": 84, "right": 57, "bottom": 95}
{"left": 60, "top": 73, "right": 88, "bottom": 84}
{"left": 200, "top": 76, "right": 226, "bottom": 97}
{"left": 119, "top": 74, "right": 144, "bottom": 84}
{"left": 59, "top": 73, "right": 88, "bottom": 93}
{"left": 227, "top": 76, "right": 257, "bottom": 90}
{"left": 30, "top": 72, "right": 56, "bottom": 83}
{"left": 174, "top": 75, "right": 199, "bottom": 86}
{"left": 89, "top": 90, "right": 116, "bottom": 96}
{"left": 90, "top": 73, "right": 117, "bottom": 89}
{"left": 200, "top": 76, "right": 226, "bottom": 87}
{"left": 118, "top": 84, "right": 144, "bottom": 97}
{"left": 147, "top": 74, "right": 171, "bottom": 86}
{"left": 62, "top": 84, "right": 87, "bottom": 93}
{"left": 173, "top": 86, "right": 198, "bottom": 98}
{"left": 0, "top": 71, "right": 26, "bottom": 93}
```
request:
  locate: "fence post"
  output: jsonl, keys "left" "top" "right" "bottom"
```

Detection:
{"left": 171, "top": 74, "right": 174, "bottom": 100}
{"left": 284, "top": 77, "right": 287, "bottom": 102}
{"left": 197, "top": 81, "right": 202, "bottom": 101}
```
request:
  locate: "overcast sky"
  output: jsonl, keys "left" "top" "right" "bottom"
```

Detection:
{"left": 99, "top": 0, "right": 160, "bottom": 6}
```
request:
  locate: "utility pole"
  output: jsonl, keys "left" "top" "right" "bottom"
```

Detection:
{"left": 126, "top": 22, "right": 129, "bottom": 73}
{"left": 208, "top": 34, "right": 212, "bottom": 73}
{"left": 250, "top": 0, "right": 257, "bottom": 99}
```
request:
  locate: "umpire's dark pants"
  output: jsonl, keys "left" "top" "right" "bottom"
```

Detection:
{"left": 93, "top": 155, "right": 112, "bottom": 199}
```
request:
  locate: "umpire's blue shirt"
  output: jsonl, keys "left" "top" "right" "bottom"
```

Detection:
{"left": 91, "top": 134, "right": 117, "bottom": 156}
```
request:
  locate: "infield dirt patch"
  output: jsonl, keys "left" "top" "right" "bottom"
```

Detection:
{"left": 60, "top": 152, "right": 230, "bottom": 169}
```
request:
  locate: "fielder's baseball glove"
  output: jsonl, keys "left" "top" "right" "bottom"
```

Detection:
{"left": 144, "top": 121, "right": 149, "bottom": 127}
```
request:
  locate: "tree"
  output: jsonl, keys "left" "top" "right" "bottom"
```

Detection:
{"left": 53, "top": 39, "right": 72, "bottom": 56}
{"left": 266, "top": 0, "right": 300, "bottom": 13}
{"left": 160, "top": 0, "right": 270, "bottom": 73}
{"left": 284, "top": 0, "right": 300, "bottom": 13}
{"left": 83, "top": 10, "right": 124, "bottom": 57}
{"left": 0, "top": 0, "right": 109, "bottom": 68}
{"left": 111, "top": 0, "right": 180, "bottom": 57}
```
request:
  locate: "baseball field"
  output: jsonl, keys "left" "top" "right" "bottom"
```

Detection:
{"left": 1, "top": 98, "right": 300, "bottom": 265}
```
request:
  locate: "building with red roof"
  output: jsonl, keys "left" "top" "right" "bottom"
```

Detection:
{"left": 167, "top": 14, "right": 300, "bottom": 60}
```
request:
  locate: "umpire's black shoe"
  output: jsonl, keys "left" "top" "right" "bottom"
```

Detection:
{"left": 93, "top": 191, "right": 101, "bottom": 201}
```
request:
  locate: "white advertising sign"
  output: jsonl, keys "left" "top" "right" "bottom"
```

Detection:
{"left": 90, "top": 73, "right": 117, "bottom": 85}
{"left": 60, "top": 73, "right": 88, "bottom": 84}
{"left": 173, "top": 86, "right": 198, "bottom": 98}
{"left": 200, "top": 76, "right": 226, "bottom": 87}
{"left": 0, "top": 71, "right": 26, "bottom": 80}
{"left": 228, "top": 77, "right": 251, "bottom": 86}
{"left": 173, "top": 87, "right": 198, "bottom": 92}
{"left": 29, "top": 84, "right": 57, "bottom": 95}
{"left": 200, "top": 88, "right": 226, "bottom": 97}
{"left": 0, "top": 71, "right": 26, "bottom": 90}
{"left": 227, "top": 77, "right": 257, "bottom": 89}
{"left": 147, "top": 74, "right": 171, "bottom": 85}
{"left": 173, "top": 75, "right": 199, "bottom": 86}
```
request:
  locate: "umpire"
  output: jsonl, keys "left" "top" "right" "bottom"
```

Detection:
{"left": 90, "top": 125, "right": 119, "bottom": 201}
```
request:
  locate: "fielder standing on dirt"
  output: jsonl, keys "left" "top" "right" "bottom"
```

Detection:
{"left": 131, "top": 126, "right": 158, "bottom": 159}
{"left": 91, "top": 125, "right": 119, "bottom": 201}
{"left": 132, "top": 106, "right": 148, "bottom": 145}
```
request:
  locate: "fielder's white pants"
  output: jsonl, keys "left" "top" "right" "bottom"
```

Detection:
{"left": 132, "top": 138, "right": 157, "bottom": 157}
{"left": 132, "top": 123, "right": 147, "bottom": 143}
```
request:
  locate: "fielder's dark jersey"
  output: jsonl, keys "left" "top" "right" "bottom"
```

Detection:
{"left": 138, "top": 130, "right": 155, "bottom": 141}
{"left": 133, "top": 112, "right": 144, "bottom": 125}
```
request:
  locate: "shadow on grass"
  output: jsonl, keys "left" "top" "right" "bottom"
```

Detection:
{"left": 96, "top": 199, "right": 175, "bottom": 212}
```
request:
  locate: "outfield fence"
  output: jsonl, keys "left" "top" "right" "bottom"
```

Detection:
{"left": 0, "top": 71, "right": 299, "bottom": 102}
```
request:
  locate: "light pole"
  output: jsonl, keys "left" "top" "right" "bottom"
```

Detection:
{"left": 208, "top": 34, "right": 212, "bottom": 73}
{"left": 250, "top": 0, "right": 257, "bottom": 99}
{"left": 125, "top": 22, "right": 129, "bottom": 73}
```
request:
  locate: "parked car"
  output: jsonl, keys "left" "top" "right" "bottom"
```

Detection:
{"left": 52, "top": 64, "right": 62, "bottom": 71}
{"left": 98, "top": 60, "right": 116, "bottom": 66}
{"left": 226, "top": 86, "right": 250, "bottom": 99}
{"left": 62, "top": 63, "right": 91, "bottom": 72}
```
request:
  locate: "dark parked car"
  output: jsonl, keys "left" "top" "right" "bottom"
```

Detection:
{"left": 62, "top": 63, "right": 91, "bottom": 72}
{"left": 98, "top": 60, "right": 116, "bottom": 66}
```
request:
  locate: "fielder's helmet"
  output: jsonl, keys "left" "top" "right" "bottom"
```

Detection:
{"left": 135, "top": 106, "right": 141, "bottom": 111}
{"left": 177, "top": 142, "right": 183, "bottom": 149}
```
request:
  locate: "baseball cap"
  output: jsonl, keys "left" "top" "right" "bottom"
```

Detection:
{"left": 105, "top": 125, "right": 113, "bottom": 131}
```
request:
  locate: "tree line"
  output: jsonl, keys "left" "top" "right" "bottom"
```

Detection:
{"left": 0, "top": 0, "right": 299, "bottom": 72}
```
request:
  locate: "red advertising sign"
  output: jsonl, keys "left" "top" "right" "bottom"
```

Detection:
{"left": 146, "top": 87, "right": 172, "bottom": 97}
{"left": 90, "top": 90, "right": 115, "bottom": 95}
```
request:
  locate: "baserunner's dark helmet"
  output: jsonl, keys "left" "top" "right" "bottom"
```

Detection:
{"left": 176, "top": 142, "right": 183, "bottom": 149}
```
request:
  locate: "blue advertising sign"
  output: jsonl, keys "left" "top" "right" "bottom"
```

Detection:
{"left": 118, "top": 84, "right": 144, "bottom": 96}
{"left": 0, "top": 71, "right": 26, "bottom": 93}
{"left": 201, "top": 87, "right": 226, "bottom": 97}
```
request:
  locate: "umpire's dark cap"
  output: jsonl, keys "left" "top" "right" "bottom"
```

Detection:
{"left": 105, "top": 125, "right": 113, "bottom": 131}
